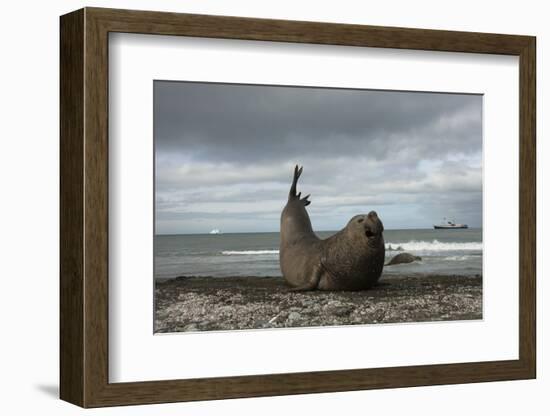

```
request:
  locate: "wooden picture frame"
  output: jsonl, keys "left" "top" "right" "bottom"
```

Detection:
{"left": 60, "top": 7, "right": 536, "bottom": 408}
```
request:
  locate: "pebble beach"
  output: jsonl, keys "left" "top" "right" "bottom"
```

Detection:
{"left": 154, "top": 274, "right": 482, "bottom": 333}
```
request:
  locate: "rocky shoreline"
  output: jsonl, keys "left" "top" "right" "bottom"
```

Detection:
{"left": 154, "top": 274, "right": 482, "bottom": 333}
{"left": 155, "top": 275, "right": 482, "bottom": 333}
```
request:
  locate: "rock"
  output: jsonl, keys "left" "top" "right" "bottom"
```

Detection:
{"left": 253, "top": 319, "right": 266, "bottom": 328}
{"left": 288, "top": 312, "right": 301, "bottom": 321}
{"left": 328, "top": 304, "right": 354, "bottom": 317}
{"left": 301, "top": 298, "right": 315, "bottom": 307}
{"left": 386, "top": 252, "right": 422, "bottom": 266}
{"left": 323, "top": 300, "right": 353, "bottom": 316}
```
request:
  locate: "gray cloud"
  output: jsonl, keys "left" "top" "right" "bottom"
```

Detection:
{"left": 154, "top": 81, "right": 482, "bottom": 234}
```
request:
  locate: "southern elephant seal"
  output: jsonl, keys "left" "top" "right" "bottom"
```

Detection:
{"left": 279, "top": 166, "right": 385, "bottom": 291}
{"left": 385, "top": 252, "right": 422, "bottom": 266}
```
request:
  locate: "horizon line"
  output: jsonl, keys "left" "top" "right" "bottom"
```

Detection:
{"left": 155, "top": 226, "right": 483, "bottom": 236}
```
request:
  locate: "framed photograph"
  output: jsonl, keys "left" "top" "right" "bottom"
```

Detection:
{"left": 60, "top": 7, "right": 536, "bottom": 408}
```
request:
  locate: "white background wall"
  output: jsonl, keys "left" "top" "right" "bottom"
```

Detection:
{"left": 0, "top": 0, "right": 546, "bottom": 414}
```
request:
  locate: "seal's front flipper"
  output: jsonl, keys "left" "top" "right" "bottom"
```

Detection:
{"left": 289, "top": 283, "right": 316, "bottom": 292}
{"left": 288, "top": 266, "right": 321, "bottom": 292}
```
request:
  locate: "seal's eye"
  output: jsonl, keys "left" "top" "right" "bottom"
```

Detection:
{"left": 357, "top": 218, "right": 364, "bottom": 223}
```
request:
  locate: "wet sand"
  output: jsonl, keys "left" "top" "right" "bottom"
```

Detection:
{"left": 154, "top": 274, "right": 482, "bottom": 333}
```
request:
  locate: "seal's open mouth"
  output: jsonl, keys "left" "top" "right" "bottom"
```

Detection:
{"left": 364, "top": 222, "right": 383, "bottom": 238}
{"left": 364, "top": 210, "right": 383, "bottom": 238}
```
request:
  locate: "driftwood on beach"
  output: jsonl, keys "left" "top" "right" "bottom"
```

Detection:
{"left": 154, "top": 274, "right": 482, "bottom": 333}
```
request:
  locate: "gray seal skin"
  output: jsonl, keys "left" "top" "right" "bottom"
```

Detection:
{"left": 279, "top": 166, "right": 385, "bottom": 291}
{"left": 385, "top": 252, "right": 422, "bottom": 266}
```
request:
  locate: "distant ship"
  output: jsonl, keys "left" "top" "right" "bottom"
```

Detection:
{"left": 209, "top": 229, "right": 222, "bottom": 235}
{"left": 434, "top": 218, "right": 468, "bottom": 229}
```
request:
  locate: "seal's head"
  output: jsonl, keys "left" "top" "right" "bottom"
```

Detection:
{"left": 347, "top": 211, "right": 384, "bottom": 245}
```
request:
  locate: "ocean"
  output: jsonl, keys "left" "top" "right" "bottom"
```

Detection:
{"left": 154, "top": 228, "right": 482, "bottom": 280}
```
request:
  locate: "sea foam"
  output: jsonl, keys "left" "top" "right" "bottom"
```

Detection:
{"left": 222, "top": 250, "right": 279, "bottom": 255}
{"left": 221, "top": 240, "right": 481, "bottom": 256}
{"left": 386, "top": 240, "right": 482, "bottom": 252}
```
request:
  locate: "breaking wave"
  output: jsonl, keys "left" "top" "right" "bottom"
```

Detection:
{"left": 386, "top": 240, "right": 482, "bottom": 252}
{"left": 221, "top": 241, "right": 481, "bottom": 256}
{"left": 443, "top": 255, "right": 476, "bottom": 261}
{"left": 222, "top": 250, "right": 279, "bottom": 255}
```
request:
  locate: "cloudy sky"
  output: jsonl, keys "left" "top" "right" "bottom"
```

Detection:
{"left": 154, "top": 81, "right": 482, "bottom": 235}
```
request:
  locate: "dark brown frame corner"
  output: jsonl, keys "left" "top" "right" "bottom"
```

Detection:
{"left": 60, "top": 7, "right": 536, "bottom": 408}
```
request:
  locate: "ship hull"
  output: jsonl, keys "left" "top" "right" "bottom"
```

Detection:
{"left": 433, "top": 225, "right": 468, "bottom": 229}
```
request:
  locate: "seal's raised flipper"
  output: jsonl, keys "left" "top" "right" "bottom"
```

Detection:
{"left": 288, "top": 165, "right": 312, "bottom": 206}
{"left": 288, "top": 265, "right": 321, "bottom": 292}
{"left": 289, "top": 165, "right": 303, "bottom": 199}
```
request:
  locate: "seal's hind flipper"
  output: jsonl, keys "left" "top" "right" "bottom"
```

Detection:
{"left": 289, "top": 165, "right": 304, "bottom": 199}
{"left": 300, "top": 194, "right": 311, "bottom": 206}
